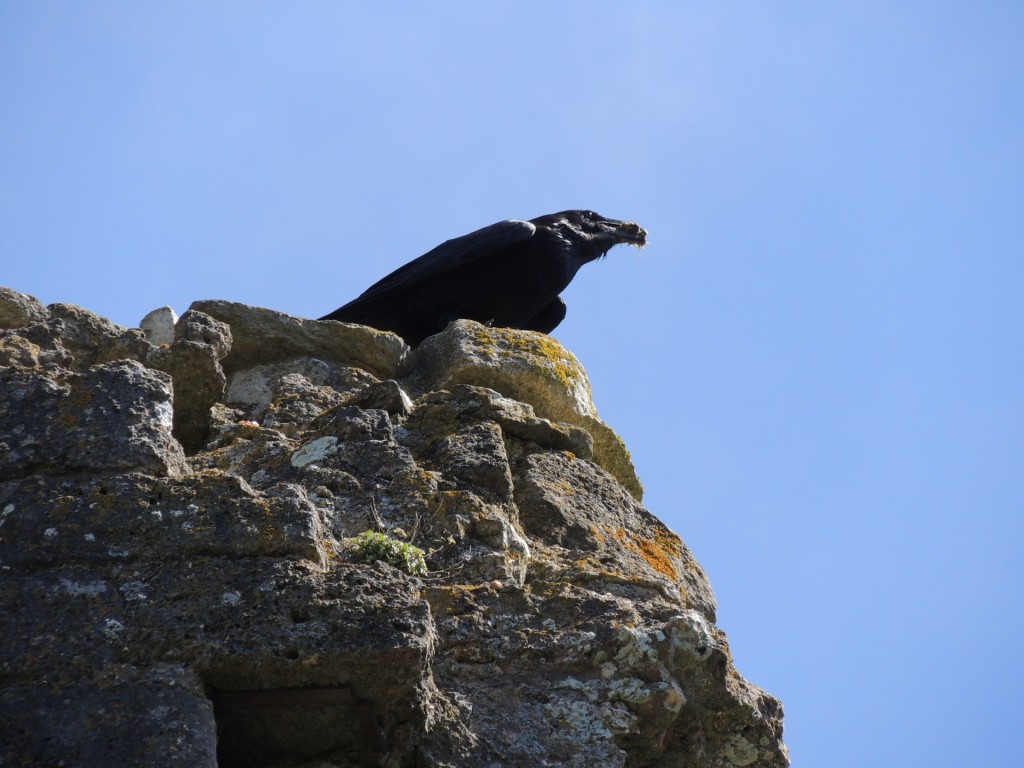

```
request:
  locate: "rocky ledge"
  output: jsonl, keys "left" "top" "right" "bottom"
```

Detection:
{"left": 0, "top": 286, "right": 788, "bottom": 767}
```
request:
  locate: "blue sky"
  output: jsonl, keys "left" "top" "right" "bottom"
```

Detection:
{"left": 3, "top": 3, "right": 1022, "bottom": 765}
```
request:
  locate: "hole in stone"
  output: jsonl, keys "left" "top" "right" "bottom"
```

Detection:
{"left": 209, "top": 686, "right": 384, "bottom": 768}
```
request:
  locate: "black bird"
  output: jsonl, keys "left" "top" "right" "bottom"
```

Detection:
{"left": 320, "top": 209, "right": 647, "bottom": 346}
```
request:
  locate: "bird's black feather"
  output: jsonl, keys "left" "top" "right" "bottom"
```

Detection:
{"left": 351, "top": 219, "right": 536, "bottom": 304}
{"left": 320, "top": 210, "right": 646, "bottom": 346}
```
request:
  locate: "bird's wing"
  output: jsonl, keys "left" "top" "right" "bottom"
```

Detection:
{"left": 352, "top": 219, "right": 536, "bottom": 302}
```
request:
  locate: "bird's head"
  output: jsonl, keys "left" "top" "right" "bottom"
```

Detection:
{"left": 535, "top": 209, "right": 648, "bottom": 268}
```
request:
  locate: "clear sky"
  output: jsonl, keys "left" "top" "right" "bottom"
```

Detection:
{"left": 3, "top": 3, "right": 1022, "bottom": 765}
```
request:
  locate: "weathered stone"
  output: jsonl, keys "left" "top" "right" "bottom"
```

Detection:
{"left": 147, "top": 341, "right": 226, "bottom": 452}
{"left": 174, "top": 309, "right": 232, "bottom": 359}
{"left": 409, "top": 384, "right": 594, "bottom": 459}
{"left": 0, "top": 293, "right": 150, "bottom": 374}
{"left": 139, "top": 305, "right": 179, "bottom": 346}
{"left": 47, "top": 302, "right": 151, "bottom": 370}
{"left": 655, "top": 611, "right": 788, "bottom": 767}
{"left": 345, "top": 377, "right": 414, "bottom": 418}
{"left": 0, "top": 566, "right": 127, "bottom": 683}
{"left": 194, "top": 427, "right": 302, "bottom": 492}
{"left": 468, "top": 506, "right": 532, "bottom": 585}
{"left": 413, "top": 320, "right": 642, "bottom": 499}
{"left": 0, "top": 323, "right": 73, "bottom": 370}
{"left": 433, "top": 421, "right": 514, "bottom": 501}
{"left": 0, "top": 286, "right": 48, "bottom": 329}
{"left": 189, "top": 298, "right": 407, "bottom": 378}
{"left": 261, "top": 372, "right": 349, "bottom": 436}
{"left": 0, "top": 471, "right": 329, "bottom": 569}
{"left": 0, "top": 360, "right": 187, "bottom": 480}
{"left": 514, "top": 450, "right": 716, "bottom": 621}
{"left": 117, "top": 559, "right": 433, "bottom": 692}
{"left": 324, "top": 405, "right": 395, "bottom": 443}
{"left": 225, "top": 356, "right": 377, "bottom": 416}
{"left": 0, "top": 666, "right": 218, "bottom": 768}
{"left": 0, "top": 289, "right": 788, "bottom": 767}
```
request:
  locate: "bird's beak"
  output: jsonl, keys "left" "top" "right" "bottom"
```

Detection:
{"left": 603, "top": 219, "right": 648, "bottom": 246}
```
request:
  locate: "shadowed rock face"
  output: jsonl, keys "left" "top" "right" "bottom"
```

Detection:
{"left": 0, "top": 288, "right": 788, "bottom": 768}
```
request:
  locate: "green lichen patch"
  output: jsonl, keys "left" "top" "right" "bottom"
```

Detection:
{"left": 467, "top": 324, "right": 587, "bottom": 391}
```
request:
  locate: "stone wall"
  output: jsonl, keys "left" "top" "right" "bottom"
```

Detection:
{"left": 0, "top": 286, "right": 788, "bottom": 767}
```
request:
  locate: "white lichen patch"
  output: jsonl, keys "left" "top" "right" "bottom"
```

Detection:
{"left": 544, "top": 697, "right": 611, "bottom": 742}
{"left": 565, "top": 631, "right": 597, "bottom": 656}
{"left": 0, "top": 503, "right": 13, "bottom": 527}
{"left": 667, "top": 611, "right": 717, "bottom": 661}
{"left": 607, "top": 677, "right": 651, "bottom": 705}
{"left": 291, "top": 436, "right": 339, "bottom": 468}
{"left": 221, "top": 590, "right": 242, "bottom": 606}
{"left": 555, "top": 677, "right": 600, "bottom": 702}
{"left": 154, "top": 400, "right": 175, "bottom": 429}
{"left": 58, "top": 578, "right": 109, "bottom": 596}
{"left": 43, "top": 527, "right": 58, "bottom": 539}
{"left": 547, "top": 677, "right": 641, "bottom": 742}
{"left": 120, "top": 580, "right": 148, "bottom": 602}
{"left": 599, "top": 700, "right": 638, "bottom": 735}
{"left": 84, "top": 532, "right": 96, "bottom": 541}
{"left": 613, "top": 626, "right": 662, "bottom": 670}
{"left": 102, "top": 618, "right": 125, "bottom": 641}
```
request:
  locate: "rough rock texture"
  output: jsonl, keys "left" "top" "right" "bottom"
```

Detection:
{"left": 0, "top": 287, "right": 788, "bottom": 768}
{"left": 413, "top": 321, "right": 643, "bottom": 500}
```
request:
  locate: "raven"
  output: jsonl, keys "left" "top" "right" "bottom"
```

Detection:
{"left": 320, "top": 209, "right": 647, "bottom": 346}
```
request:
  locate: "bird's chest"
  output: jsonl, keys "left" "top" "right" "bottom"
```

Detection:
{"left": 457, "top": 248, "right": 570, "bottom": 318}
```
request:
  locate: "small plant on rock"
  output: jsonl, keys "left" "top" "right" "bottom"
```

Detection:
{"left": 344, "top": 530, "right": 428, "bottom": 576}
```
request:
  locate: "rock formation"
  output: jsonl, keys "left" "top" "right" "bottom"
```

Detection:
{"left": 0, "top": 285, "right": 788, "bottom": 767}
